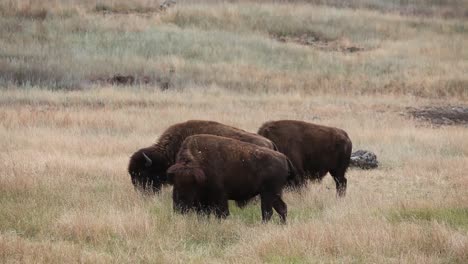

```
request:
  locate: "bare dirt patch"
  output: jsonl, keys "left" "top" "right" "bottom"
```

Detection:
{"left": 90, "top": 70, "right": 175, "bottom": 90}
{"left": 407, "top": 106, "right": 468, "bottom": 126}
{"left": 94, "top": 4, "right": 160, "bottom": 15}
{"left": 273, "top": 34, "right": 366, "bottom": 53}
{"left": 94, "top": 0, "right": 175, "bottom": 15}
{"left": 91, "top": 74, "right": 140, "bottom": 86}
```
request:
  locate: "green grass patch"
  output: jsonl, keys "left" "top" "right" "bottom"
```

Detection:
{"left": 229, "top": 200, "right": 264, "bottom": 225}
{"left": 0, "top": 188, "right": 64, "bottom": 238}
{"left": 389, "top": 207, "right": 468, "bottom": 230}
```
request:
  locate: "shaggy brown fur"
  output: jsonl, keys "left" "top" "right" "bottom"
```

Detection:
{"left": 167, "top": 135, "right": 300, "bottom": 223}
{"left": 128, "top": 120, "right": 276, "bottom": 194}
{"left": 258, "top": 120, "right": 352, "bottom": 197}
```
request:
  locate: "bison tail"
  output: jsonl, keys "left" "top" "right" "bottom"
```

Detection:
{"left": 341, "top": 137, "right": 353, "bottom": 173}
{"left": 286, "top": 158, "right": 304, "bottom": 188}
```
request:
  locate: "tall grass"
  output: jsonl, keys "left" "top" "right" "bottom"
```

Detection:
{"left": 1, "top": 88, "right": 467, "bottom": 263}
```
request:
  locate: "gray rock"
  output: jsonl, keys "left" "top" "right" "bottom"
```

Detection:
{"left": 350, "top": 150, "right": 378, "bottom": 169}
{"left": 160, "top": 0, "right": 176, "bottom": 11}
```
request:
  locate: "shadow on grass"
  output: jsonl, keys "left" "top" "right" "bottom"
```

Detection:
{"left": 229, "top": 199, "right": 325, "bottom": 225}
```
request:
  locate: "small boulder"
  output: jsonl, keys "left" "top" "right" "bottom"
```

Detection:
{"left": 350, "top": 150, "right": 378, "bottom": 169}
{"left": 160, "top": 0, "right": 176, "bottom": 11}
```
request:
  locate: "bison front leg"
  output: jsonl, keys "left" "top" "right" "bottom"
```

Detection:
{"left": 213, "top": 199, "right": 230, "bottom": 219}
{"left": 150, "top": 182, "right": 163, "bottom": 194}
{"left": 207, "top": 192, "right": 229, "bottom": 219}
{"left": 195, "top": 202, "right": 210, "bottom": 216}
{"left": 172, "top": 187, "right": 198, "bottom": 214}
{"left": 209, "top": 195, "right": 229, "bottom": 219}
{"left": 260, "top": 193, "right": 274, "bottom": 222}
{"left": 173, "top": 199, "right": 190, "bottom": 214}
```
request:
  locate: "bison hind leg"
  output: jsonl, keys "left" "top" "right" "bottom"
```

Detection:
{"left": 330, "top": 168, "right": 347, "bottom": 197}
{"left": 272, "top": 197, "right": 287, "bottom": 224}
{"left": 260, "top": 193, "right": 274, "bottom": 223}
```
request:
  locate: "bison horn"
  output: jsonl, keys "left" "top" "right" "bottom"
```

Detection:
{"left": 142, "top": 152, "right": 152, "bottom": 167}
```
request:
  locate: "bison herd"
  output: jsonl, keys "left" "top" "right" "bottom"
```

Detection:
{"left": 128, "top": 120, "right": 352, "bottom": 223}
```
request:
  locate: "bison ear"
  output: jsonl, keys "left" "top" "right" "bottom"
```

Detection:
{"left": 192, "top": 168, "right": 206, "bottom": 184}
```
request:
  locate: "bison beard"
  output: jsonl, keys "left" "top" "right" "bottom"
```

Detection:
{"left": 258, "top": 120, "right": 352, "bottom": 197}
{"left": 167, "top": 135, "right": 299, "bottom": 223}
{"left": 128, "top": 120, "right": 276, "bottom": 194}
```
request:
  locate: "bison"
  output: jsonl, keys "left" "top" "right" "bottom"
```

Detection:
{"left": 258, "top": 120, "right": 352, "bottom": 197}
{"left": 128, "top": 120, "right": 276, "bottom": 194}
{"left": 167, "top": 135, "right": 300, "bottom": 223}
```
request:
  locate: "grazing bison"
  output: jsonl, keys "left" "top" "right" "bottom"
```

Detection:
{"left": 258, "top": 120, "right": 352, "bottom": 197}
{"left": 167, "top": 135, "right": 301, "bottom": 223}
{"left": 128, "top": 120, "right": 276, "bottom": 194}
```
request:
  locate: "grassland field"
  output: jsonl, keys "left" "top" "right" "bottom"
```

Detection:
{"left": 0, "top": 0, "right": 467, "bottom": 263}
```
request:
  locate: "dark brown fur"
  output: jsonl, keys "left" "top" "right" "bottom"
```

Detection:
{"left": 258, "top": 120, "right": 352, "bottom": 196}
{"left": 167, "top": 135, "right": 300, "bottom": 223}
{"left": 128, "top": 120, "right": 276, "bottom": 194}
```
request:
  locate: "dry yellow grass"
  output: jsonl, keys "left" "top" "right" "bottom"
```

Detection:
{"left": 1, "top": 0, "right": 468, "bottom": 263}
{"left": 1, "top": 88, "right": 467, "bottom": 263}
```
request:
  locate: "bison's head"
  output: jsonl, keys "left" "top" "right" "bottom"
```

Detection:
{"left": 168, "top": 164, "right": 205, "bottom": 214}
{"left": 128, "top": 147, "right": 169, "bottom": 194}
